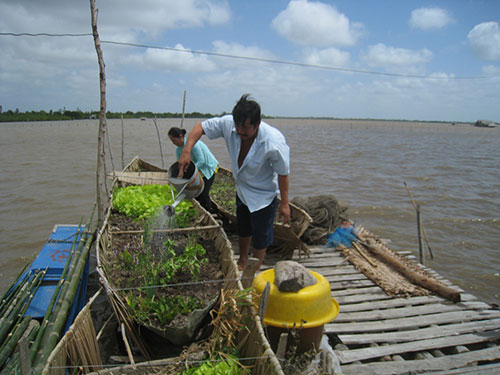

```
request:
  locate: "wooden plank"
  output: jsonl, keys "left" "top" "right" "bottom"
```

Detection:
{"left": 336, "top": 329, "right": 500, "bottom": 364}
{"left": 309, "top": 266, "right": 360, "bottom": 276}
{"left": 335, "top": 301, "right": 491, "bottom": 322}
{"left": 333, "top": 293, "right": 479, "bottom": 313}
{"left": 335, "top": 293, "right": 392, "bottom": 305}
{"left": 337, "top": 318, "right": 500, "bottom": 344}
{"left": 326, "top": 310, "right": 500, "bottom": 333}
{"left": 325, "top": 273, "right": 371, "bottom": 283}
{"left": 340, "top": 346, "right": 500, "bottom": 375}
{"left": 333, "top": 286, "right": 383, "bottom": 297}
{"left": 330, "top": 279, "right": 375, "bottom": 290}
{"left": 428, "top": 363, "right": 500, "bottom": 374}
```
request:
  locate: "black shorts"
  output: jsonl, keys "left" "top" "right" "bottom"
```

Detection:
{"left": 236, "top": 195, "right": 277, "bottom": 249}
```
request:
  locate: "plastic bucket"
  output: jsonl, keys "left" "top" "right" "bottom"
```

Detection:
{"left": 168, "top": 161, "right": 205, "bottom": 201}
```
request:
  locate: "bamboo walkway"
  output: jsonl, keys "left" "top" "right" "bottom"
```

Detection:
{"left": 235, "top": 240, "right": 500, "bottom": 374}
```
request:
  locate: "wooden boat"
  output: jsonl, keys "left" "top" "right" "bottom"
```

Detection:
{"left": 211, "top": 166, "right": 313, "bottom": 259}
{"left": 91, "top": 156, "right": 285, "bottom": 374}
{"left": 21, "top": 224, "right": 90, "bottom": 327}
{"left": 1, "top": 224, "right": 91, "bottom": 373}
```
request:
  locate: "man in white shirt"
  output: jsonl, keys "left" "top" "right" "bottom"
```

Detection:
{"left": 178, "top": 94, "right": 290, "bottom": 270}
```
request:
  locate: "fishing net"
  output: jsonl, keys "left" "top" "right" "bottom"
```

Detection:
{"left": 291, "top": 195, "right": 349, "bottom": 245}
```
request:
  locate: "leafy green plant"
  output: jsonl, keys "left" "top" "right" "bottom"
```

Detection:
{"left": 181, "top": 354, "right": 244, "bottom": 375}
{"left": 121, "top": 237, "right": 210, "bottom": 326}
{"left": 113, "top": 184, "right": 194, "bottom": 222}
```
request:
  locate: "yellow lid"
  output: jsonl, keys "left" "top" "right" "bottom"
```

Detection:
{"left": 253, "top": 269, "right": 340, "bottom": 328}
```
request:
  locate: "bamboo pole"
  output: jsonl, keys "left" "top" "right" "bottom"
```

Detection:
{"left": 91, "top": 0, "right": 108, "bottom": 226}
{"left": 352, "top": 241, "right": 378, "bottom": 267}
{"left": 404, "top": 182, "right": 434, "bottom": 259}
{"left": 180, "top": 90, "right": 186, "bottom": 128}
{"left": 360, "top": 239, "right": 460, "bottom": 302}
{"left": 31, "top": 226, "right": 95, "bottom": 374}
{"left": 0, "top": 316, "right": 32, "bottom": 367}
{"left": 0, "top": 253, "right": 36, "bottom": 309}
{"left": 30, "top": 223, "right": 83, "bottom": 360}
{"left": 152, "top": 117, "right": 165, "bottom": 169}
{"left": 417, "top": 204, "right": 424, "bottom": 265}
{"left": 121, "top": 323, "right": 136, "bottom": 369}
{"left": 121, "top": 114, "right": 125, "bottom": 170}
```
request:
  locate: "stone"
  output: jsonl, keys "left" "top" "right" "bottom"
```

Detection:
{"left": 274, "top": 260, "right": 317, "bottom": 292}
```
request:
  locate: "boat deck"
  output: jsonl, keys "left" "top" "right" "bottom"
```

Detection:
{"left": 234, "top": 238, "right": 500, "bottom": 374}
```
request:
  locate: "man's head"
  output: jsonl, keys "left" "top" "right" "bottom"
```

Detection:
{"left": 232, "top": 94, "right": 261, "bottom": 140}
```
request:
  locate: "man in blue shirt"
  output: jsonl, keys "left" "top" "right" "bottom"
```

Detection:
{"left": 178, "top": 94, "right": 290, "bottom": 270}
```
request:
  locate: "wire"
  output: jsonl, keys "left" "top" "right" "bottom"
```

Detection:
{"left": 0, "top": 32, "right": 92, "bottom": 37}
{"left": 2, "top": 31, "right": 500, "bottom": 80}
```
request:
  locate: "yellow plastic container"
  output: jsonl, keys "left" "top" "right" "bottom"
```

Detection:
{"left": 253, "top": 269, "right": 340, "bottom": 329}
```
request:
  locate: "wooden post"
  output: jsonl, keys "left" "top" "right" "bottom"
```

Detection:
{"left": 121, "top": 114, "right": 125, "bottom": 170}
{"left": 404, "top": 182, "right": 434, "bottom": 259}
{"left": 180, "top": 90, "right": 186, "bottom": 128}
{"left": 90, "top": 0, "right": 108, "bottom": 226}
{"left": 152, "top": 117, "right": 164, "bottom": 169}
{"left": 416, "top": 204, "right": 424, "bottom": 265}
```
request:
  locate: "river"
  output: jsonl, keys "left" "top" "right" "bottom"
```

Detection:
{"left": 1, "top": 118, "right": 498, "bottom": 305}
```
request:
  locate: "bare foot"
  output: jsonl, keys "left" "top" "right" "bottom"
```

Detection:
{"left": 237, "top": 257, "right": 247, "bottom": 271}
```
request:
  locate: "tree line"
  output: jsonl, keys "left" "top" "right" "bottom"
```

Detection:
{"left": 0, "top": 109, "right": 221, "bottom": 122}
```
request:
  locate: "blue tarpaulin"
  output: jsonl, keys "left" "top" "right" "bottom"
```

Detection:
{"left": 326, "top": 222, "right": 358, "bottom": 248}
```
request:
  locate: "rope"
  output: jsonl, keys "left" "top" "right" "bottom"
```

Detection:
{"left": 292, "top": 195, "right": 349, "bottom": 245}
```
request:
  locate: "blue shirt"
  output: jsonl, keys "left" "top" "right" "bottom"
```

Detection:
{"left": 176, "top": 138, "right": 218, "bottom": 179}
{"left": 202, "top": 115, "right": 290, "bottom": 212}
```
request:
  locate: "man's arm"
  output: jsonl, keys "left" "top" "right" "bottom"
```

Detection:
{"left": 278, "top": 174, "right": 290, "bottom": 224}
{"left": 178, "top": 122, "right": 205, "bottom": 177}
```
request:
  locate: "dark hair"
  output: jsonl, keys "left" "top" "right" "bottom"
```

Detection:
{"left": 168, "top": 127, "right": 186, "bottom": 138}
{"left": 232, "top": 94, "right": 261, "bottom": 127}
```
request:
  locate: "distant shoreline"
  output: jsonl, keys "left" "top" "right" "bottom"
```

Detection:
{"left": 0, "top": 109, "right": 491, "bottom": 125}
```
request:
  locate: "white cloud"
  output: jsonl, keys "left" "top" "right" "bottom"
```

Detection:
{"left": 482, "top": 64, "right": 500, "bottom": 75}
{"left": 98, "top": 0, "right": 231, "bottom": 39}
{"left": 128, "top": 44, "right": 216, "bottom": 72}
{"left": 409, "top": 7, "right": 453, "bottom": 30}
{"left": 211, "top": 40, "right": 276, "bottom": 68}
{"left": 468, "top": 22, "right": 500, "bottom": 61}
{"left": 363, "top": 43, "right": 432, "bottom": 68}
{"left": 272, "top": 0, "right": 363, "bottom": 47}
{"left": 304, "top": 47, "right": 350, "bottom": 67}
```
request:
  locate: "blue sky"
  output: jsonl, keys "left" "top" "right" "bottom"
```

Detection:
{"left": 0, "top": 0, "right": 499, "bottom": 122}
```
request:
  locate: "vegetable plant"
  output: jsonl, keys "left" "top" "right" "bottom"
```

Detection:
{"left": 113, "top": 184, "right": 195, "bottom": 223}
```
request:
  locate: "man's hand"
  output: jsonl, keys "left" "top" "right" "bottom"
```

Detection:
{"left": 177, "top": 122, "right": 205, "bottom": 177}
{"left": 279, "top": 201, "right": 290, "bottom": 224}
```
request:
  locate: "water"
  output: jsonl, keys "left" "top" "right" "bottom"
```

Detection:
{"left": 1, "top": 119, "right": 498, "bottom": 305}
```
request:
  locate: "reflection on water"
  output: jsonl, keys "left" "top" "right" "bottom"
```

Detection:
{"left": 1, "top": 119, "right": 499, "bottom": 304}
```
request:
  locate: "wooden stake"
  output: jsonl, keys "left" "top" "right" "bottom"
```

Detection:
{"left": 121, "top": 114, "right": 125, "bottom": 170}
{"left": 417, "top": 204, "right": 424, "bottom": 265}
{"left": 404, "top": 182, "right": 434, "bottom": 259}
{"left": 121, "top": 323, "right": 136, "bottom": 369}
{"left": 91, "top": 0, "right": 108, "bottom": 226}
{"left": 180, "top": 90, "right": 186, "bottom": 128}
{"left": 152, "top": 117, "right": 164, "bottom": 169}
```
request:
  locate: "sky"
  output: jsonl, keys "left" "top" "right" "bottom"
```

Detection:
{"left": 0, "top": 0, "right": 499, "bottom": 122}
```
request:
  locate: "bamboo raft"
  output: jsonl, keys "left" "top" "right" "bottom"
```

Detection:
{"left": 254, "top": 231, "right": 500, "bottom": 374}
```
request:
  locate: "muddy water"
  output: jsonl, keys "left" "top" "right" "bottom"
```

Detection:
{"left": 0, "top": 118, "right": 498, "bottom": 305}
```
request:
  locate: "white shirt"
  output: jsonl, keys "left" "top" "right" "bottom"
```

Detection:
{"left": 202, "top": 115, "right": 290, "bottom": 212}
